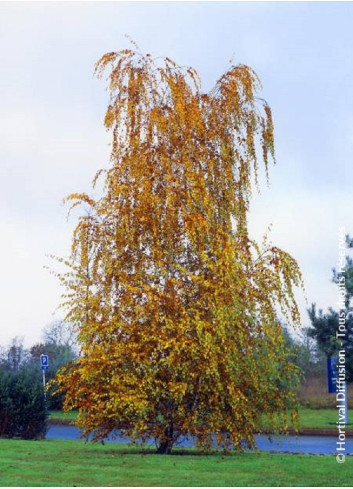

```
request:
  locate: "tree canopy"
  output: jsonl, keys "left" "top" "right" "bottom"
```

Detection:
{"left": 308, "top": 234, "right": 353, "bottom": 383}
{"left": 55, "top": 48, "right": 303, "bottom": 453}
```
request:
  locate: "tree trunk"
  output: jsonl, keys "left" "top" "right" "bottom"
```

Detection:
{"left": 156, "top": 423, "right": 174, "bottom": 454}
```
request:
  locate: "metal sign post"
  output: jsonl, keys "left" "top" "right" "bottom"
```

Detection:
{"left": 40, "top": 354, "right": 49, "bottom": 404}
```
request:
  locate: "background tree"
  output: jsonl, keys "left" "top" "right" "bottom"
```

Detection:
{"left": 282, "top": 326, "right": 322, "bottom": 379}
{"left": 55, "top": 47, "right": 303, "bottom": 453}
{"left": 0, "top": 368, "right": 47, "bottom": 440}
{"left": 2, "top": 337, "right": 29, "bottom": 372}
{"left": 0, "top": 338, "right": 48, "bottom": 439}
{"left": 308, "top": 306, "right": 353, "bottom": 383}
{"left": 308, "top": 234, "right": 353, "bottom": 382}
{"left": 307, "top": 305, "right": 342, "bottom": 358}
{"left": 42, "top": 320, "right": 77, "bottom": 350}
{"left": 30, "top": 322, "right": 77, "bottom": 409}
{"left": 0, "top": 325, "right": 77, "bottom": 412}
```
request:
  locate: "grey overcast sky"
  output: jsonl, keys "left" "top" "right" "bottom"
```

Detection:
{"left": 0, "top": 1, "right": 352, "bottom": 346}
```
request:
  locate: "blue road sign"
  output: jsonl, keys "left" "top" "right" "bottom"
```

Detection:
{"left": 40, "top": 354, "right": 49, "bottom": 370}
{"left": 327, "top": 357, "right": 338, "bottom": 393}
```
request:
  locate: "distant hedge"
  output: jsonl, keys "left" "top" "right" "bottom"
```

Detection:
{"left": 0, "top": 368, "right": 48, "bottom": 440}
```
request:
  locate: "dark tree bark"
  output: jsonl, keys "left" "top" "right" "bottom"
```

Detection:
{"left": 156, "top": 423, "right": 174, "bottom": 454}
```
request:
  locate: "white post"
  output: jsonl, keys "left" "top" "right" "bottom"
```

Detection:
{"left": 42, "top": 369, "right": 46, "bottom": 403}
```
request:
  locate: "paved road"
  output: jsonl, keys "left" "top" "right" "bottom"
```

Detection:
{"left": 46, "top": 425, "right": 353, "bottom": 454}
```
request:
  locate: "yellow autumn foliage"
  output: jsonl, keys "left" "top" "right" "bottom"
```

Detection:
{"left": 55, "top": 48, "right": 303, "bottom": 453}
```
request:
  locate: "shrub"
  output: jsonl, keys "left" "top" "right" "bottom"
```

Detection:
{"left": 0, "top": 368, "right": 48, "bottom": 439}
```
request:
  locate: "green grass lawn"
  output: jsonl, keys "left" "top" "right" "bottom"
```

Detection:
{"left": 49, "top": 407, "right": 351, "bottom": 430}
{"left": 296, "top": 407, "right": 349, "bottom": 429}
{"left": 49, "top": 410, "right": 77, "bottom": 421}
{"left": 0, "top": 439, "right": 351, "bottom": 487}
{"left": 261, "top": 407, "right": 352, "bottom": 431}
